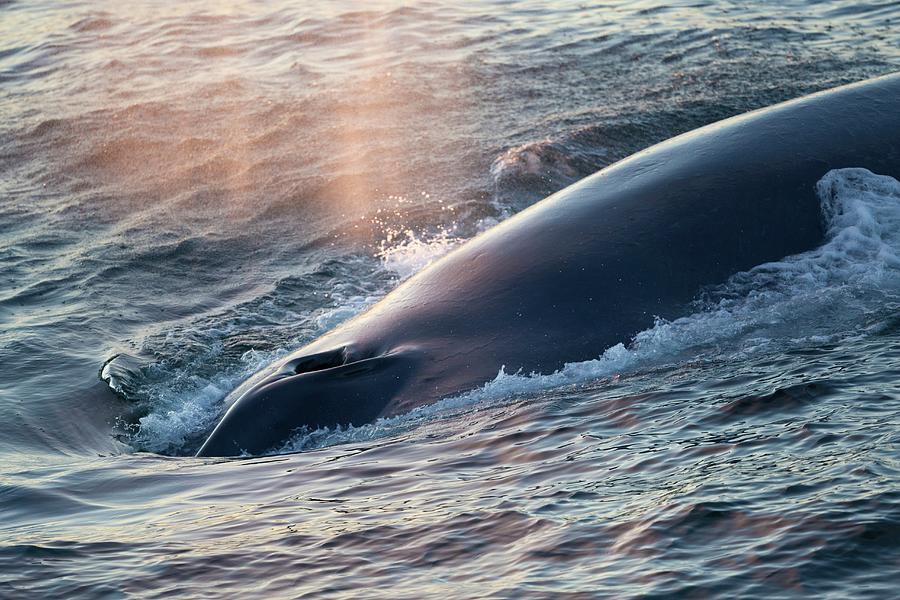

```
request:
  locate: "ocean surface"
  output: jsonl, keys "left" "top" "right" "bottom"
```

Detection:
{"left": 2, "top": 0, "right": 900, "bottom": 597}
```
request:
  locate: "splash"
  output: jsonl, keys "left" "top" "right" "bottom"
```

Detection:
{"left": 371, "top": 193, "right": 467, "bottom": 280}
{"left": 376, "top": 228, "right": 464, "bottom": 280}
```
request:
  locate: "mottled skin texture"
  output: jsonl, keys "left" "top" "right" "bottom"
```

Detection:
{"left": 198, "top": 73, "right": 900, "bottom": 457}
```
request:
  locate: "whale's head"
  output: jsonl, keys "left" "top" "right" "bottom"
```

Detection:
{"left": 196, "top": 345, "right": 421, "bottom": 457}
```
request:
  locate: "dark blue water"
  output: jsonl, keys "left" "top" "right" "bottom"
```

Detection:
{"left": 2, "top": 1, "right": 900, "bottom": 597}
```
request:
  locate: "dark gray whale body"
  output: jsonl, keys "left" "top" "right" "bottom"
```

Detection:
{"left": 198, "top": 74, "right": 900, "bottom": 457}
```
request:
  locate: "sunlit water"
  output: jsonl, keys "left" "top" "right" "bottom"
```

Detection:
{"left": 2, "top": 0, "right": 900, "bottom": 597}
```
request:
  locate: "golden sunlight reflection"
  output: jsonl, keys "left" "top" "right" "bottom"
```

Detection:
{"left": 27, "top": 0, "right": 474, "bottom": 238}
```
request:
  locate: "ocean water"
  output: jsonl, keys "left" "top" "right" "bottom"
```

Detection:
{"left": 2, "top": 0, "right": 900, "bottom": 597}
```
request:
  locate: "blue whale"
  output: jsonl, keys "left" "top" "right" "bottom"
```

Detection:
{"left": 198, "top": 73, "right": 900, "bottom": 457}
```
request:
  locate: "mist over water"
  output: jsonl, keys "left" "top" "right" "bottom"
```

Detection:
{"left": 2, "top": 0, "right": 900, "bottom": 597}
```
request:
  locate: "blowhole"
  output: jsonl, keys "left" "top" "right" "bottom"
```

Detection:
{"left": 290, "top": 348, "right": 348, "bottom": 375}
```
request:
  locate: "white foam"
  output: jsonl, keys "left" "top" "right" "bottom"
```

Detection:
{"left": 376, "top": 228, "right": 464, "bottom": 281}
{"left": 128, "top": 348, "right": 277, "bottom": 454}
{"left": 128, "top": 267, "right": 395, "bottom": 454}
